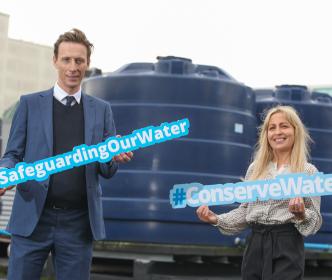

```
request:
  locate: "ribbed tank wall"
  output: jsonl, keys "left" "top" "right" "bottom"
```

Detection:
{"left": 83, "top": 57, "right": 256, "bottom": 245}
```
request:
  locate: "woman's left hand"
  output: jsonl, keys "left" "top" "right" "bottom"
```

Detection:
{"left": 288, "top": 197, "right": 306, "bottom": 220}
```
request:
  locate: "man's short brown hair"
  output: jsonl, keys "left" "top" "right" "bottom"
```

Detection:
{"left": 54, "top": 28, "right": 94, "bottom": 64}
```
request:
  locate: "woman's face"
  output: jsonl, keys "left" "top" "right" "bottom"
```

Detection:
{"left": 267, "top": 112, "right": 295, "bottom": 154}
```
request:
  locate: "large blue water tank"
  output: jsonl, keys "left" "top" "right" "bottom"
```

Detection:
{"left": 82, "top": 56, "right": 256, "bottom": 246}
{"left": 255, "top": 85, "right": 332, "bottom": 244}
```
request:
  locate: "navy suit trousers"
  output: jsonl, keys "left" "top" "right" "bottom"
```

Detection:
{"left": 7, "top": 208, "right": 93, "bottom": 280}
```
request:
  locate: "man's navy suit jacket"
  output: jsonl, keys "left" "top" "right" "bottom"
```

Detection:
{"left": 0, "top": 88, "right": 118, "bottom": 240}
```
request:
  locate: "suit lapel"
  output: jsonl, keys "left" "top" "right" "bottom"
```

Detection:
{"left": 82, "top": 93, "right": 96, "bottom": 145}
{"left": 39, "top": 89, "right": 54, "bottom": 154}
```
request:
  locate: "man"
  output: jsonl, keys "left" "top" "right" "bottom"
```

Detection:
{"left": 0, "top": 28, "right": 133, "bottom": 280}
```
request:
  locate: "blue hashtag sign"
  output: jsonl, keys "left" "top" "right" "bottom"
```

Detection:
{"left": 169, "top": 185, "right": 187, "bottom": 208}
{"left": 170, "top": 173, "right": 332, "bottom": 209}
{"left": 0, "top": 119, "right": 190, "bottom": 189}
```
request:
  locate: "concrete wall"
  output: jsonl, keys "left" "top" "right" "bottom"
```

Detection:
{"left": 0, "top": 12, "right": 56, "bottom": 115}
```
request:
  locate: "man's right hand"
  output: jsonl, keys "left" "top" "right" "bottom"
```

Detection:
{"left": 0, "top": 167, "right": 5, "bottom": 196}
{"left": 0, "top": 185, "right": 15, "bottom": 196}
{"left": 196, "top": 205, "right": 218, "bottom": 225}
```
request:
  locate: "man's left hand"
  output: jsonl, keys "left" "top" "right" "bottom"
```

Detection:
{"left": 113, "top": 151, "right": 133, "bottom": 163}
{"left": 112, "top": 135, "right": 134, "bottom": 163}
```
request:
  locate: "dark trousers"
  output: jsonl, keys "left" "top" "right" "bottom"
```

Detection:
{"left": 7, "top": 208, "right": 93, "bottom": 280}
{"left": 241, "top": 223, "right": 304, "bottom": 280}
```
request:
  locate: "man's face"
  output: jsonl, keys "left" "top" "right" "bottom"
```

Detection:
{"left": 53, "top": 42, "right": 89, "bottom": 94}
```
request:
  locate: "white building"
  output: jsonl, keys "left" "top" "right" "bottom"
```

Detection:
{"left": 0, "top": 12, "right": 56, "bottom": 115}
{"left": 0, "top": 13, "right": 56, "bottom": 231}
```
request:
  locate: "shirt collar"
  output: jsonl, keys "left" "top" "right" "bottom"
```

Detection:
{"left": 270, "top": 161, "right": 289, "bottom": 174}
{"left": 53, "top": 82, "right": 82, "bottom": 104}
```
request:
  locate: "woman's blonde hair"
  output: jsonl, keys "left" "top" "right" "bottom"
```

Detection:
{"left": 248, "top": 105, "right": 312, "bottom": 180}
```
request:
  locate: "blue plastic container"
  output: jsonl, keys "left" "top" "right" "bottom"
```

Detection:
{"left": 82, "top": 56, "right": 256, "bottom": 246}
{"left": 255, "top": 85, "right": 332, "bottom": 244}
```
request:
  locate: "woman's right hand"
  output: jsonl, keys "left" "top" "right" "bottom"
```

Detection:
{"left": 196, "top": 205, "right": 218, "bottom": 225}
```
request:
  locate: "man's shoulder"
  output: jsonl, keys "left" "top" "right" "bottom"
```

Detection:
{"left": 20, "top": 88, "right": 53, "bottom": 101}
{"left": 83, "top": 93, "right": 110, "bottom": 108}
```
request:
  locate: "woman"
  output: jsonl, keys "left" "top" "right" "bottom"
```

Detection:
{"left": 196, "top": 105, "right": 322, "bottom": 280}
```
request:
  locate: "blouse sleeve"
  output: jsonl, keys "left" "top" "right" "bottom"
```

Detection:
{"left": 213, "top": 164, "right": 254, "bottom": 235}
{"left": 294, "top": 163, "right": 322, "bottom": 236}
{"left": 215, "top": 204, "right": 248, "bottom": 235}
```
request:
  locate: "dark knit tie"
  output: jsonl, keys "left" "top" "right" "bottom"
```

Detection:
{"left": 65, "top": 96, "right": 76, "bottom": 107}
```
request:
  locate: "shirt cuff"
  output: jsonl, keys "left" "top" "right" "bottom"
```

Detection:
{"left": 107, "top": 159, "right": 114, "bottom": 167}
{"left": 212, "top": 215, "right": 223, "bottom": 227}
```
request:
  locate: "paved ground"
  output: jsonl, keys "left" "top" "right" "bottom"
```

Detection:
{"left": 88, "top": 262, "right": 332, "bottom": 280}
{"left": 0, "top": 256, "right": 331, "bottom": 279}
{"left": 89, "top": 274, "right": 332, "bottom": 280}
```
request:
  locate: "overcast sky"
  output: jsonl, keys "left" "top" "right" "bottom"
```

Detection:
{"left": 0, "top": 0, "right": 331, "bottom": 88}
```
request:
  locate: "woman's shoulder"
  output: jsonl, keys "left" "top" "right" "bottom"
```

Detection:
{"left": 244, "top": 162, "right": 255, "bottom": 180}
{"left": 304, "top": 162, "right": 319, "bottom": 174}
